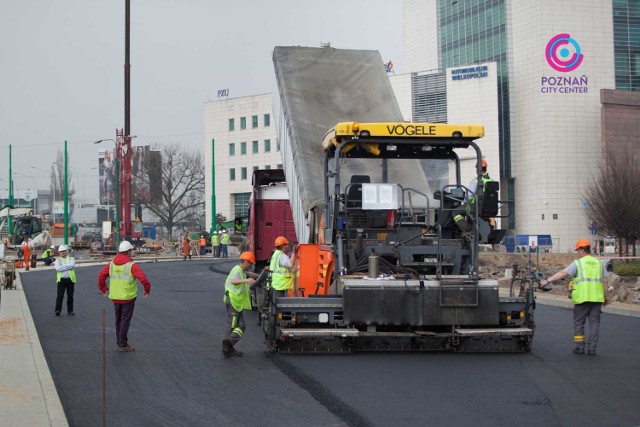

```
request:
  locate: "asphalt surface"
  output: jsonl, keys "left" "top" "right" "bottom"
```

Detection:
{"left": 22, "top": 260, "right": 640, "bottom": 427}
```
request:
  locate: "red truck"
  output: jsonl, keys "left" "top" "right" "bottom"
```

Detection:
{"left": 245, "top": 169, "right": 297, "bottom": 268}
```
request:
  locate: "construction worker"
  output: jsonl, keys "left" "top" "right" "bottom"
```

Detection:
{"left": 454, "top": 159, "right": 494, "bottom": 233}
{"left": 98, "top": 240, "right": 151, "bottom": 352}
{"left": 41, "top": 245, "right": 56, "bottom": 266}
{"left": 222, "top": 251, "right": 259, "bottom": 357}
{"left": 220, "top": 230, "right": 229, "bottom": 258}
{"left": 182, "top": 236, "right": 192, "bottom": 260}
{"left": 211, "top": 231, "right": 220, "bottom": 257}
{"left": 539, "top": 239, "right": 608, "bottom": 355}
{"left": 21, "top": 236, "right": 31, "bottom": 271}
{"left": 54, "top": 245, "right": 76, "bottom": 316}
{"left": 199, "top": 235, "right": 207, "bottom": 256}
{"left": 269, "top": 236, "right": 296, "bottom": 298}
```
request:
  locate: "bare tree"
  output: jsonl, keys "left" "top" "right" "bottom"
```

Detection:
{"left": 141, "top": 144, "right": 205, "bottom": 240}
{"left": 584, "top": 147, "right": 640, "bottom": 256}
{"left": 49, "top": 151, "right": 75, "bottom": 222}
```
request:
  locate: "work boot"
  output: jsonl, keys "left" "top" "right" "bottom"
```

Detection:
{"left": 572, "top": 347, "right": 585, "bottom": 354}
{"left": 117, "top": 344, "right": 135, "bottom": 352}
{"left": 228, "top": 349, "right": 244, "bottom": 357}
{"left": 222, "top": 339, "right": 233, "bottom": 357}
{"left": 587, "top": 349, "right": 596, "bottom": 355}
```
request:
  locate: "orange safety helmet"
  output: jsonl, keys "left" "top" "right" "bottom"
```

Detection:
{"left": 239, "top": 251, "right": 256, "bottom": 264}
{"left": 575, "top": 239, "right": 591, "bottom": 251}
{"left": 274, "top": 236, "right": 289, "bottom": 247}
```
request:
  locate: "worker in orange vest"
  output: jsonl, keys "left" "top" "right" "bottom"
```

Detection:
{"left": 199, "top": 235, "right": 206, "bottom": 255}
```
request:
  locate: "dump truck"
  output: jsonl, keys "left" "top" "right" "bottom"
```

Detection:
{"left": 258, "top": 47, "right": 538, "bottom": 352}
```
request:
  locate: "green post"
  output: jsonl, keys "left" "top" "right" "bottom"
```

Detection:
{"left": 64, "top": 140, "right": 69, "bottom": 245}
{"left": 211, "top": 138, "right": 216, "bottom": 233}
{"left": 8, "top": 144, "right": 13, "bottom": 237}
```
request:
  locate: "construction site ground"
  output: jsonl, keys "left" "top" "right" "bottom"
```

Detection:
{"left": 479, "top": 252, "right": 640, "bottom": 305}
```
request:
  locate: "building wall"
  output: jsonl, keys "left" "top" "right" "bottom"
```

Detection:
{"left": 388, "top": 73, "right": 412, "bottom": 120}
{"left": 508, "top": 1, "right": 615, "bottom": 251}
{"left": 601, "top": 89, "right": 640, "bottom": 168}
{"left": 403, "top": 0, "right": 439, "bottom": 73}
{"left": 203, "top": 94, "right": 281, "bottom": 230}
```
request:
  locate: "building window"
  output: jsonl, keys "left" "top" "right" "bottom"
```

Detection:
{"left": 264, "top": 114, "right": 270, "bottom": 127}
{"left": 233, "top": 192, "right": 251, "bottom": 218}
{"left": 229, "top": 143, "right": 235, "bottom": 156}
{"left": 229, "top": 168, "right": 236, "bottom": 181}
{"left": 276, "top": 140, "right": 280, "bottom": 151}
{"left": 241, "top": 167, "right": 247, "bottom": 180}
{"left": 252, "top": 140, "right": 259, "bottom": 154}
{"left": 253, "top": 166, "right": 259, "bottom": 172}
{"left": 277, "top": 164, "right": 283, "bottom": 169}
{"left": 241, "top": 142, "right": 247, "bottom": 155}
{"left": 240, "top": 117, "right": 246, "bottom": 129}
{"left": 228, "top": 118, "right": 235, "bottom": 131}
{"left": 264, "top": 139, "right": 271, "bottom": 152}
{"left": 265, "top": 165, "right": 271, "bottom": 170}
{"left": 252, "top": 115, "right": 258, "bottom": 128}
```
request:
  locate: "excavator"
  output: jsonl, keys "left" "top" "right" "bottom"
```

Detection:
{"left": 0, "top": 206, "right": 52, "bottom": 250}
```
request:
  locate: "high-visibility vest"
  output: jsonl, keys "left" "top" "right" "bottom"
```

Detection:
{"left": 56, "top": 257, "right": 76, "bottom": 283}
{"left": 467, "top": 173, "right": 492, "bottom": 212}
{"left": 269, "top": 249, "right": 293, "bottom": 291}
{"left": 108, "top": 262, "right": 138, "bottom": 300}
{"left": 211, "top": 234, "right": 219, "bottom": 246}
{"left": 42, "top": 249, "right": 52, "bottom": 259}
{"left": 571, "top": 255, "right": 605, "bottom": 304}
{"left": 199, "top": 237, "right": 206, "bottom": 247}
{"left": 223, "top": 265, "right": 251, "bottom": 311}
{"left": 220, "top": 234, "right": 229, "bottom": 245}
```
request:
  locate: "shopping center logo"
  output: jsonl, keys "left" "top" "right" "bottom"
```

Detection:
{"left": 545, "top": 33, "right": 584, "bottom": 72}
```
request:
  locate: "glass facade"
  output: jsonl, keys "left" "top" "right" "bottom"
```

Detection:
{"left": 233, "top": 193, "right": 251, "bottom": 218}
{"left": 613, "top": 0, "right": 640, "bottom": 90}
{"left": 436, "top": 0, "right": 513, "bottom": 228}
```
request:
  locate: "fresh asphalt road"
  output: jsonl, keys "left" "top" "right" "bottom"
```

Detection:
{"left": 22, "top": 260, "right": 640, "bottom": 427}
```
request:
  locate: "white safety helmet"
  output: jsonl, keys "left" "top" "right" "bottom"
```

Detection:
{"left": 50, "top": 245, "right": 55, "bottom": 249}
{"left": 119, "top": 241, "right": 134, "bottom": 253}
{"left": 58, "top": 245, "right": 68, "bottom": 252}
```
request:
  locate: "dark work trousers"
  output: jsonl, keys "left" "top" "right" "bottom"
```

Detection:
{"left": 114, "top": 299, "right": 136, "bottom": 348}
{"left": 55, "top": 278, "right": 75, "bottom": 314}
{"left": 574, "top": 302, "right": 603, "bottom": 351}
{"left": 225, "top": 303, "right": 246, "bottom": 347}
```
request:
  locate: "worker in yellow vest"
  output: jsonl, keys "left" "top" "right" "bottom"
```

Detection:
{"left": 539, "top": 239, "right": 608, "bottom": 355}
{"left": 54, "top": 245, "right": 76, "bottom": 316}
{"left": 220, "top": 230, "right": 230, "bottom": 258}
{"left": 98, "top": 241, "right": 151, "bottom": 352}
{"left": 222, "top": 251, "right": 259, "bottom": 357}
{"left": 211, "top": 232, "right": 220, "bottom": 257}
{"left": 269, "top": 236, "right": 296, "bottom": 298}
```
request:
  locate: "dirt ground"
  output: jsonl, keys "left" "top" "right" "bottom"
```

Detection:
{"left": 479, "top": 252, "right": 640, "bottom": 304}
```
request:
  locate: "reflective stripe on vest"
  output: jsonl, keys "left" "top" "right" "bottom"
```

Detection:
{"left": 571, "top": 255, "right": 605, "bottom": 304}
{"left": 467, "top": 174, "right": 491, "bottom": 211}
{"left": 108, "top": 261, "right": 137, "bottom": 300}
{"left": 269, "top": 250, "right": 293, "bottom": 291}
{"left": 56, "top": 257, "right": 76, "bottom": 283}
{"left": 223, "top": 265, "right": 251, "bottom": 311}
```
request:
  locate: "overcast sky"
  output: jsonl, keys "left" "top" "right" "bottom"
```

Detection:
{"left": 0, "top": 0, "right": 403, "bottom": 203}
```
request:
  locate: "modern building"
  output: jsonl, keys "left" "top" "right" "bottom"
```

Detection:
{"left": 203, "top": 94, "right": 281, "bottom": 230}
{"left": 399, "top": 0, "right": 640, "bottom": 251}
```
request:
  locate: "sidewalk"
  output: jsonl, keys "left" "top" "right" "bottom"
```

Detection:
{"left": 0, "top": 271, "right": 68, "bottom": 427}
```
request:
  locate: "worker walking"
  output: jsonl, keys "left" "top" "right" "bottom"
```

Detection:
{"left": 98, "top": 241, "right": 151, "bottom": 352}
{"left": 539, "top": 239, "right": 608, "bottom": 355}
{"left": 220, "top": 230, "right": 229, "bottom": 258}
{"left": 211, "top": 232, "right": 220, "bottom": 257}
{"left": 182, "top": 236, "right": 192, "bottom": 260}
{"left": 54, "top": 245, "right": 76, "bottom": 316}
{"left": 269, "top": 236, "right": 296, "bottom": 298}
{"left": 42, "top": 245, "right": 56, "bottom": 266}
{"left": 199, "top": 235, "right": 207, "bottom": 256}
{"left": 222, "top": 251, "right": 259, "bottom": 357}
